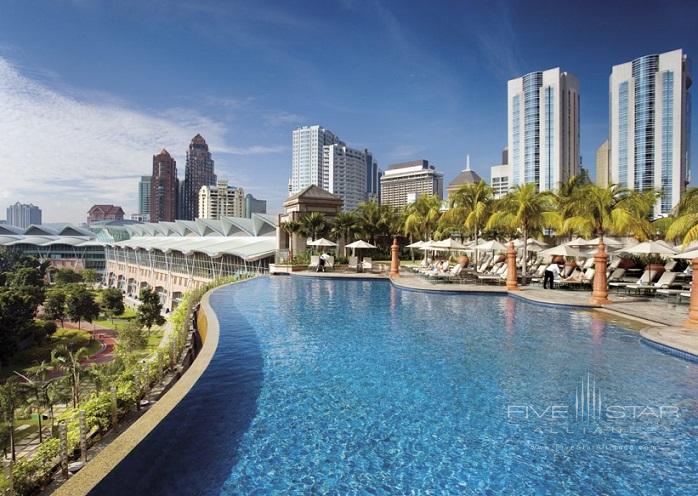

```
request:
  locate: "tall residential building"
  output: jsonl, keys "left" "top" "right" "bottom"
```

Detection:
{"left": 290, "top": 125, "right": 341, "bottom": 195}
{"left": 323, "top": 144, "right": 369, "bottom": 211}
{"left": 595, "top": 140, "right": 610, "bottom": 186}
{"left": 245, "top": 194, "right": 267, "bottom": 218}
{"left": 138, "top": 176, "right": 151, "bottom": 221}
{"left": 508, "top": 68, "right": 580, "bottom": 192}
{"left": 150, "top": 149, "right": 178, "bottom": 222}
{"left": 379, "top": 160, "right": 443, "bottom": 209}
{"left": 609, "top": 49, "right": 692, "bottom": 216}
{"left": 6, "top": 202, "right": 41, "bottom": 228}
{"left": 366, "top": 150, "right": 380, "bottom": 201}
{"left": 181, "top": 134, "right": 216, "bottom": 220}
{"left": 198, "top": 180, "right": 245, "bottom": 219}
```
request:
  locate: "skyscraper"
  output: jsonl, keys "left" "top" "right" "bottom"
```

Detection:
{"left": 290, "top": 125, "right": 341, "bottom": 195}
{"left": 150, "top": 149, "right": 178, "bottom": 222}
{"left": 609, "top": 49, "right": 691, "bottom": 216}
{"left": 138, "top": 176, "right": 151, "bottom": 221}
{"left": 198, "top": 180, "right": 245, "bottom": 219}
{"left": 181, "top": 134, "right": 216, "bottom": 220}
{"left": 323, "top": 144, "right": 369, "bottom": 211}
{"left": 366, "top": 150, "right": 380, "bottom": 201}
{"left": 508, "top": 68, "right": 580, "bottom": 191}
{"left": 595, "top": 140, "right": 609, "bottom": 187}
{"left": 6, "top": 202, "right": 41, "bottom": 228}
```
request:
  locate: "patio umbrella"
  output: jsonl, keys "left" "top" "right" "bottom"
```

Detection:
{"left": 431, "top": 238, "right": 470, "bottom": 251}
{"left": 307, "top": 238, "right": 337, "bottom": 247}
{"left": 474, "top": 240, "right": 506, "bottom": 251}
{"left": 564, "top": 237, "right": 589, "bottom": 247}
{"left": 406, "top": 240, "right": 428, "bottom": 248}
{"left": 345, "top": 240, "right": 377, "bottom": 270}
{"left": 622, "top": 240, "right": 676, "bottom": 256}
{"left": 513, "top": 238, "right": 548, "bottom": 251}
{"left": 585, "top": 236, "right": 623, "bottom": 248}
{"left": 674, "top": 249, "right": 698, "bottom": 260}
{"left": 539, "top": 244, "right": 584, "bottom": 258}
{"left": 622, "top": 241, "right": 677, "bottom": 281}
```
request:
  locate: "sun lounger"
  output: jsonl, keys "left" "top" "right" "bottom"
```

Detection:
{"left": 607, "top": 268, "right": 626, "bottom": 282}
{"left": 308, "top": 255, "right": 320, "bottom": 270}
{"left": 325, "top": 256, "right": 335, "bottom": 271}
{"left": 559, "top": 268, "right": 595, "bottom": 289}
{"left": 348, "top": 256, "right": 358, "bottom": 270}
{"left": 626, "top": 271, "right": 678, "bottom": 296}
{"left": 361, "top": 257, "right": 373, "bottom": 272}
{"left": 609, "top": 270, "right": 650, "bottom": 291}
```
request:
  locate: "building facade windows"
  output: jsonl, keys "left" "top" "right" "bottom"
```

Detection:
{"left": 618, "top": 81, "right": 629, "bottom": 187}
{"left": 661, "top": 70, "right": 674, "bottom": 214}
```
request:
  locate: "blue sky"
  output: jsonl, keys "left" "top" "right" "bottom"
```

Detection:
{"left": 0, "top": 0, "right": 697, "bottom": 222}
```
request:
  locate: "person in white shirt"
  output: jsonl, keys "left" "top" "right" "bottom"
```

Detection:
{"left": 544, "top": 262, "right": 561, "bottom": 289}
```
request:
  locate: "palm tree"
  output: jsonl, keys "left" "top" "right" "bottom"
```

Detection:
{"left": 666, "top": 187, "right": 698, "bottom": 246}
{"left": 331, "top": 212, "right": 359, "bottom": 254}
{"left": 356, "top": 200, "right": 382, "bottom": 245}
{"left": 14, "top": 365, "right": 58, "bottom": 444}
{"left": 441, "top": 180, "right": 493, "bottom": 266}
{"left": 486, "top": 183, "right": 559, "bottom": 282}
{"left": 299, "top": 212, "right": 327, "bottom": 241}
{"left": 559, "top": 183, "right": 655, "bottom": 240}
{"left": 51, "top": 345, "right": 90, "bottom": 408}
{"left": 402, "top": 194, "right": 442, "bottom": 241}
{"left": 281, "top": 220, "right": 303, "bottom": 259}
{"left": 0, "top": 377, "right": 22, "bottom": 461}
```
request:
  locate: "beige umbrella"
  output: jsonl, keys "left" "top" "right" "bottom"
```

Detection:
{"left": 431, "top": 238, "right": 471, "bottom": 251}
{"left": 475, "top": 240, "right": 506, "bottom": 251}
{"left": 564, "top": 237, "right": 589, "bottom": 247}
{"left": 307, "top": 238, "right": 337, "bottom": 247}
{"left": 539, "top": 244, "right": 584, "bottom": 258}
{"left": 674, "top": 249, "right": 698, "bottom": 259}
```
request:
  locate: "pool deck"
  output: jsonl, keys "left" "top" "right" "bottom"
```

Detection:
{"left": 289, "top": 269, "right": 697, "bottom": 358}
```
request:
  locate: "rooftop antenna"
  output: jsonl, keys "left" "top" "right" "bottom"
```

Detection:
{"left": 465, "top": 154, "right": 471, "bottom": 171}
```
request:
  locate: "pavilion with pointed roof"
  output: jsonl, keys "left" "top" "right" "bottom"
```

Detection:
{"left": 279, "top": 185, "right": 343, "bottom": 254}
{"left": 447, "top": 155, "right": 483, "bottom": 198}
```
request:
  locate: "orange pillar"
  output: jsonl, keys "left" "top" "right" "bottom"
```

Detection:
{"left": 390, "top": 237, "right": 400, "bottom": 277}
{"left": 590, "top": 241, "right": 611, "bottom": 305}
{"left": 684, "top": 257, "right": 698, "bottom": 329}
{"left": 506, "top": 241, "right": 519, "bottom": 291}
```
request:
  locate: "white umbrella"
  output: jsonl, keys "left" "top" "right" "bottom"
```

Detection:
{"left": 622, "top": 241, "right": 676, "bottom": 256}
{"left": 406, "top": 240, "right": 427, "bottom": 249}
{"left": 307, "top": 238, "right": 337, "bottom": 247}
{"left": 681, "top": 240, "right": 698, "bottom": 253}
{"left": 564, "top": 237, "right": 589, "bottom": 247}
{"left": 674, "top": 249, "right": 698, "bottom": 260}
{"left": 539, "top": 244, "right": 584, "bottom": 258}
{"left": 345, "top": 240, "right": 377, "bottom": 249}
{"left": 431, "top": 238, "right": 470, "bottom": 251}
{"left": 585, "top": 236, "right": 623, "bottom": 247}
{"left": 513, "top": 237, "right": 548, "bottom": 248}
{"left": 475, "top": 240, "right": 506, "bottom": 252}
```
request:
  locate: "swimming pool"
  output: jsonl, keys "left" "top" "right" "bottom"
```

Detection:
{"left": 93, "top": 277, "right": 698, "bottom": 495}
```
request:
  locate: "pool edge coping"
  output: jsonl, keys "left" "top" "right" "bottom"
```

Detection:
{"left": 53, "top": 282, "right": 226, "bottom": 496}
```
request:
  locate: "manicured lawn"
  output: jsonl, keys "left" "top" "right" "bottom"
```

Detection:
{"left": 92, "top": 307, "right": 138, "bottom": 330}
{"left": 0, "top": 329, "right": 102, "bottom": 380}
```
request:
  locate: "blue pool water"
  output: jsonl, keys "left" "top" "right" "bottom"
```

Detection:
{"left": 93, "top": 277, "right": 698, "bottom": 495}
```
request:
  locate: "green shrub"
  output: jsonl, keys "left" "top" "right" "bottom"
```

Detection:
{"left": 82, "top": 392, "right": 113, "bottom": 432}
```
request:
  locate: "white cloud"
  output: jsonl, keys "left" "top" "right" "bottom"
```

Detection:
{"left": 0, "top": 58, "right": 285, "bottom": 223}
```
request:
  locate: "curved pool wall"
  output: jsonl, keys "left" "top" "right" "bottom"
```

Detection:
{"left": 92, "top": 277, "right": 698, "bottom": 494}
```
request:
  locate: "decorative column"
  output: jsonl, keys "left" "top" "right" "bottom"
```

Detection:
{"left": 590, "top": 241, "right": 611, "bottom": 305}
{"left": 390, "top": 237, "right": 400, "bottom": 277}
{"left": 506, "top": 242, "right": 519, "bottom": 291}
{"left": 684, "top": 257, "right": 698, "bottom": 329}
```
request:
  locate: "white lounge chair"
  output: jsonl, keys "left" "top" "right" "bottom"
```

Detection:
{"left": 609, "top": 270, "right": 650, "bottom": 291}
{"left": 308, "top": 255, "right": 320, "bottom": 270}
{"left": 361, "top": 257, "right": 373, "bottom": 272}
{"left": 626, "top": 271, "right": 678, "bottom": 296}
{"left": 348, "top": 256, "right": 358, "bottom": 271}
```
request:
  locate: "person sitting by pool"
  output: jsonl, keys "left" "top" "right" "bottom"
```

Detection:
{"left": 561, "top": 268, "right": 583, "bottom": 283}
{"left": 317, "top": 253, "right": 328, "bottom": 273}
{"left": 543, "top": 261, "right": 561, "bottom": 289}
